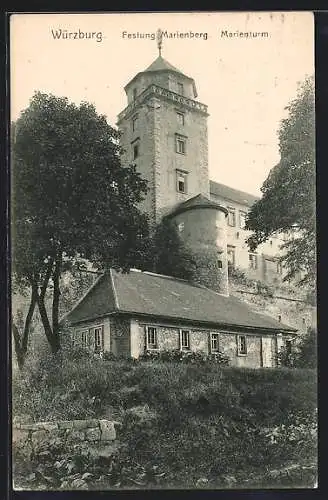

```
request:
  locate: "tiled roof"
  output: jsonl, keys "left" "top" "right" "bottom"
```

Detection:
{"left": 168, "top": 194, "right": 228, "bottom": 217}
{"left": 210, "top": 180, "right": 259, "bottom": 207}
{"left": 63, "top": 269, "right": 296, "bottom": 333}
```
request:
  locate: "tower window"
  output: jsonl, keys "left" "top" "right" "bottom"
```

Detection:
{"left": 175, "top": 134, "right": 187, "bottom": 155}
{"left": 132, "top": 115, "right": 138, "bottom": 132}
{"left": 177, "top": 112, "right": 185, "bottom": 126}
{"left": 227, "top": 208, "right": 236, "bottom": 227}
{"left": 177, "top": 82, "right": 184, "bottom": 95}
{"left": 133, "top": 143, "right": 139, "bottom": 159}
{"left": 177, "top": 222, "right": 185, "bottom": 233}
{"left": 133, "top": 88, "right": 137, "bottom": 101}
{"left": 176, "top": 170, "right": 188, "bottom": 194}
{"left": 249, "top": 253, "right": 258, "bottom": 270}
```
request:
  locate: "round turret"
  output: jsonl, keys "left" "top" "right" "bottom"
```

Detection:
{"left": 167, "top": 194, "right": 229, "bottom": 296}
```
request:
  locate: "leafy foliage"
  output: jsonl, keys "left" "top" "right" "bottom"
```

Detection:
{"left": 246, "top": 77, "right": 315, "bottom": 287}
{"left": 139, "top": 217, "right": 196, "bottom": 281}
{"left": 139, "top": 348, "right": 230, "bottom": 365}
{"left": 12, "top": 92, "right": 149, "bottom": 362}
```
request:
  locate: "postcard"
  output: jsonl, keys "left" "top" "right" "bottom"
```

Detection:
{"left": 10, "top": 11, "right": 316, "bottom": 490}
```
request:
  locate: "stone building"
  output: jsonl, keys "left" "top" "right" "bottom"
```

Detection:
{"left": 63, "top": 269, "right": 296, "bottom": 368}
{"left": 117, "top": 53, "right": 285, "bottom": 288}
{"left": 63, "top": 50, "right": 298, "bottom": 366}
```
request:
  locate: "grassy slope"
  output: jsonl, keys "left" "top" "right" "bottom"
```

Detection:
{"left": 13, "top": 354, "right": 317, "bottom": 489}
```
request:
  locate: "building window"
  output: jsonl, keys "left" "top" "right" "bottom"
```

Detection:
{"left": 133, "top": 88, "right": 137, "bottom": 101}
{"left": 211, "top": 333, "right": 219, "bottom": 353}
{"left": 237, "top": 335, "right": 247, "bottom": 355}
{"left": 180, "top": 329, "right": 190, "bottom": 350}
{"left": 249, "top": 253, "right": 258, "bottom": 270}
{"left": 227, "top": 246, "right": 235, "bottom": 270}
{"left": 177, "top": 112, "right": 185, "bottom": 126}
{"left": 177, "top": 82, "right": 184, "bottom": 95}
{"left": 146, "top": 326, "right": 158, "bottom": 350}
{"left": 227, "top": 208, "right": 236, "bottom": 227}
{"left": 133, "top": 143, "right": 139, "bottom": 159}
{"left": 132, "top": 115, "right": 138, "bottom": 132}
{"left": 94, "top": 326, "right": 104, "bottom": 353}
{"left": 81, "top": 330, "right": 88, "bottom": 349}
{"left": 178, "top": 222, "right": 185, "bottom": 233}
{"left": 175, "top": 135, "right": 187, "bottom": 155}
{"left": 176, "top": 170, "right": 188, "bottom": 193}
{"left": 239, "top": 211, "right": 247, "bottom": 229}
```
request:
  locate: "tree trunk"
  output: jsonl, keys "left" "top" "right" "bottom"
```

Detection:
{"left": 52, "top": 251, "right": 62, "bottom": 345}
{"left": 34, "top": 258, "right": 60, "bottom": 354}
{"left": 12, "top": 284, "right": 38, "bottom": 370}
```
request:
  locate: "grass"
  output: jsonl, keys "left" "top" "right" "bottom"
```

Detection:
{"left": 12, "top": 351, "right": 317, "bottom": 489}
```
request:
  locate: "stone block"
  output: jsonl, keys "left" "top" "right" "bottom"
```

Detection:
{"left": 31, "top": 430, "right": 48, "bottom": 447}
{"left": 68, "top": 430, "right": 85, "bottom": 441}
{"left": 58, "top": 420, "right": 74, "bottom": 430}
{"left": 42, "top": 422, "right": 58, "bottom": 432}
{"left": 85, "top": 427, "right": 101, "bottom": 441}
{"left": 73, "top": 419, "right": 98, "bottom": 430}
{"left": 12, "top": 428, "right": 28, "bottom": 445}
{"left": 99, "top": 420, "right": 116, "bottom": 441}
{"left": 20, "top": 424, "right": 37, "bottom": 431}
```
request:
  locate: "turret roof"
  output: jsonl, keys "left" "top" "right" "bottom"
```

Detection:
{"left": 144, "top": 55, "right": 185, "bottom": 75}
{"left": 167, "top": 193, "right": 228, "bottom": 218}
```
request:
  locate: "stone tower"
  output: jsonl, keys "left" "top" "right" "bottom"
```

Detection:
{"left": 117, "top": 47, "right": 229, "bottom": 295}
{"left": 117, "top": 54, "right": 210, "bottom": 224}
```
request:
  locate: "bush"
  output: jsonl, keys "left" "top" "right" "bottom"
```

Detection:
{"left": 139, "top": 349, "right": 230, "bottom": 365}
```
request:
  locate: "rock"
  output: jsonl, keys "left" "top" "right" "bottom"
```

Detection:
{"left": 31, "top": 430, "right": 48, "bottom": 447}
{"left": 57, "top": 420, "right": 74, "bottom": 430}
{"left": 40, "top": 422, "right": 58, "bottom": 432}
{"left": 73, "top": 419, "right": 98, "bottom": 430}
{"left": 99, "top": 420, "right": 116, "bottom": 441}
{"left": 196, "top": 478, "right": 209, "bottom": 487}
{"left": 70, "top": 478, "right": 88, "bottom": 489}
{"left": 12, "top": 428, "right": 28, "bottom": 445}
{"left": 68, "top": 430, "right": 85, "bottom": 441}
{"left": 85, "top": 427, "right": 101, "bottom": 441}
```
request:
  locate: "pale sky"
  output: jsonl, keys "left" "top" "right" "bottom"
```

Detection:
{"left": 10, "top": 12, "right": 314, "bottom": 196}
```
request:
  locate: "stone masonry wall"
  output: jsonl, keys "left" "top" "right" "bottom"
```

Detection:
{"left": 13, "top": 419, "right": 119, "bottom": 453}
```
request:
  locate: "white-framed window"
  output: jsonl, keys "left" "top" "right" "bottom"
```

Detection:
{"left": 176, "top": 169, "right": 188, "bottom": 193}
{"left": 180, "top": 329, "right": 190, "bottom": 350}
{"left": 227, "top": 245, "right": 236, "bottom": 270}
{"left": 175, "top": 134, "right": 187, "bottom": 155}
{"left": 81, "top": 330, "right": 89, "bottom": 349}
{"left": 237, "top": 335, "right": 247, "bottom": 355}
{"left": 210, "top": 333, "right": 219, "bottom": 353}
{"left": 146, "top": 326, "right": 158, "bottom": 350}
{"left": 177, "top": 82, "right": 184, "bottom": 95}
{"left": 176, "top": 112, "right": 185, "bottom": 126}
{"left": 227, "top": 208, "right": 236, "bottom": 227}
{"left": 93, "top": 326, "right": 104, "bottom": 353}
{"left": 249, "top": 253, "right": 258, "bottom": 270}
{"left": 239, "top": 211, "right": 247, "bottom": 229}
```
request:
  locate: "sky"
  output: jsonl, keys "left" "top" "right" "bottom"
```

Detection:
{"left": 10, "top": 12, "right": 314, "bottom": 196}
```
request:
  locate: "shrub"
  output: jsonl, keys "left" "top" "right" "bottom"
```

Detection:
{"left": 139, "top": 349, "right": 230, "bottom": 365}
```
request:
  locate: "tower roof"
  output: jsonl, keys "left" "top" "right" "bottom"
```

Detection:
{"left": 144, "top": 55, "right": 185, "bottom": 75}
{"left": 124, "top": 55, "right": 197, "bottom": 98}
{"left": 167, "top": 194, "right": 228, "bottom": 218}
